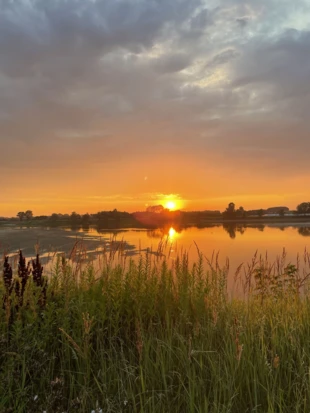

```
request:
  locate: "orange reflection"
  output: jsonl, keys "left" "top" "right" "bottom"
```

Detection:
{"left": 168, "top": 227, "right": 176, "bottom": 240}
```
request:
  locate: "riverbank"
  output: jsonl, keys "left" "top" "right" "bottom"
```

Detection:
{"left": 1, "top": 251, "right": 310, "bottom": 412}
{"left": 1, "top": 214, "right": 310, "bottom": 230}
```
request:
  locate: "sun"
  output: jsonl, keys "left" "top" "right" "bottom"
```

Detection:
{"left": 166, "top": 201, "right": 176, "bottom": 210}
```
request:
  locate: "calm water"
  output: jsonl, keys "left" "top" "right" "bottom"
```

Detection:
{"left": 1, "top": 224, "right": 310, "bottom": 277}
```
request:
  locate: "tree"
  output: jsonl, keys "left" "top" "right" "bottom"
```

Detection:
{"left": 96, "top": 211, "right": 107, "bottom": 220}
{"left": 223, "top": 202, "right": 236, "bottom": 219}
{"left": 82, "top": 213, "right": 90, "bottom": 224}
{"left": 17, "top": 212, "right": 25, "bottom": 221}
{"left": 236, "top": 206, "right": 246, "bottom": 218}
{"left": 278, "top": 209, "right": 285, "bottom": 217}
{"left": 297, "top": 202, "right": 310, "bottom": 215}
{"left": 70, "top": 212, "right": 81, "bottom": 222}
{"left": 147, "top": 205, "right": 165, "bottom": 214}
{"left": 50, "top": 213, "right": 59, "bottom": 222}
{"left": 258, "top": 209, "right": 264, "bottom": 218}
{"left": 25, "top": 210, "right": 33, "bottom": 220}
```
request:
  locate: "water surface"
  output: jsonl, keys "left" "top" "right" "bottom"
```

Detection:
{"left": 1, "top": 224, "right": 309, "bottom": 277}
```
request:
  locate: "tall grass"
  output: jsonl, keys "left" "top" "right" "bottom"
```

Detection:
{"left": 1, "top": 245, "right": 310, "bottom": 413}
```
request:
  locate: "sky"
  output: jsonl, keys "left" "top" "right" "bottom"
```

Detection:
{"left": 1, "top": 0, "right": 310, "bottom": 216}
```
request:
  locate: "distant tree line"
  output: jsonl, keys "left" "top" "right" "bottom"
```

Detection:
{"left": 17, "top": 210, "right": 33, "bottom": 221}
{"left": 6, "top": 200, "right": 310, "bottom": 226}
{"left": 8, "top": 209, "right": 133, "bottom": 228}
{"left": 47, "top": 209, "right": 131, "bottom": 224}
{"left": 220, "top": 202, "right": 310, "bottom": 219}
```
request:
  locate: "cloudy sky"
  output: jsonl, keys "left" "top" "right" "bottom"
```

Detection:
{"left": 1, "top": 0, "right": 310, "bottom": 216}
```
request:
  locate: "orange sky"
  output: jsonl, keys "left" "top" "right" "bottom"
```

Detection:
{"left": 1, "top": 151, "right": 308, "bottom": 216}
{"left": 1, "top": 0, "right": 310, "bottom": 217}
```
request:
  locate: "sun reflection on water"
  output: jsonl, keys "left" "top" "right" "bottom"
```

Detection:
{"left": 168, "top": 227, "right": 176, "bottom": 239}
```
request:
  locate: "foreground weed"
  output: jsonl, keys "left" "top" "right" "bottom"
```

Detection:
{"left": 1, "top": 248, "right": 310, "bottom": 412}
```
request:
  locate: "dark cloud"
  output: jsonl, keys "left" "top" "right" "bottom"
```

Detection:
{"left": 190, "top": 8, "right": 213, "bottom": 33}
{"left": 236, "top": 17, "right": 249, "bottom": 28}
{"left": 231, "top": 29, "right": 310, "bottom": 120}
{"left": 0, "top": 0, "right": 201, "bottom": 112}
{"left": 153, "top": 53, "right": 193, "bottom": 73}
{"left": 207, "top": 49, "right": 240, "bottom": 67}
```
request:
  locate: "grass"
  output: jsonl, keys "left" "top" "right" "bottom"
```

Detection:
{"left": 1, "top": 245, "right": 310, "bottom": 413}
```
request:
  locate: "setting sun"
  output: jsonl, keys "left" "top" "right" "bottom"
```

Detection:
{"left": 166, "top": 201, "right": 176, "bottom": 210}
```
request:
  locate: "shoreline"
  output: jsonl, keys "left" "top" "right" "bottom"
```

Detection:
{"left": 1, "top": 215, "right": 310, "bottom": 230}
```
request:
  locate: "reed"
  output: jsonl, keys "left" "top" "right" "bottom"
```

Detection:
{"left": 1, "top": 246, "right": 310, "bottom": 413}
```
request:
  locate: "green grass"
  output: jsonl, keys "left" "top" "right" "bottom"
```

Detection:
{"left": 1, "top": 248, "right": 310, "bottom": 413}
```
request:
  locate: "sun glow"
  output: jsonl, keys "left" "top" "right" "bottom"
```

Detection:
{"left": 166, "top": 201, "right": 176, "bottom": 210}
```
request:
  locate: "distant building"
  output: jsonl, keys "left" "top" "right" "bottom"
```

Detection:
{"left": 266, "top": 206, "right": 289, "bottom": 214}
